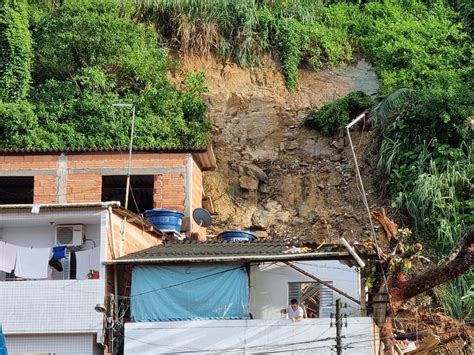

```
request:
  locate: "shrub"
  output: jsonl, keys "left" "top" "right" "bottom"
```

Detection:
{"left": 0, "top": 0, "right": 32, "bottom": 102}
{"left": 25, "top": 0, "right": 211, "bottom": 148}
{"left": 305, "top": 91, "right": 374, "bottom": 135}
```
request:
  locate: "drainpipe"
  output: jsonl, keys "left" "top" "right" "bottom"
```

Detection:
{"left": 107, "top": 206, "right": 116, "bottom": 259}
{"left": 184, "top": 154, "right": 193, "bottom": 234}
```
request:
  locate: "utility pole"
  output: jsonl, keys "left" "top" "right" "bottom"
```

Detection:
{"left": 111, "top": 102, "right": 136, "bottom": 210}
{"left": 335, "top": 298, "right": 343, "bottom": 355}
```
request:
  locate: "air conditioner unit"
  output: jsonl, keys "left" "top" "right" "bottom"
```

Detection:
{"left": 55, "top": 224, "right": 84, "bottom": 246}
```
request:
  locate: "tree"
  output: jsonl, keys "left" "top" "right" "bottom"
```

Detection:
{"left": 375, "top": 228, "right": 473, "bottom": 354}
{"left": 0, "top": 0, "right": 32, "bottom": 102}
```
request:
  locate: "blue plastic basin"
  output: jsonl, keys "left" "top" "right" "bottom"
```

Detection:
{"left": 143, "top": 208, "right": 184, "bottom": 233}
{"left": 218, "top": 230, "right": 256, "bottom": 242}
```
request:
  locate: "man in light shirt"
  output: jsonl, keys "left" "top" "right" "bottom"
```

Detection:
{"left": 281, "top": 298, "right": 304, "bottom": 322}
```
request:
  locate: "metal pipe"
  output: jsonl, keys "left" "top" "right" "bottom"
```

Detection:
{"left": 0, "top": 201, "right": 121, "bottom": 210}
{"left": 340, "top": 237, "right": 366, "bottom": 268}
{"left": 124, "top": 106, "right": 136, "bottom": 211}
{"left": 346, "top": 113, "right": 392, "bottom": 308}
{"left": 108, "top": 206, "right": 116, "bottom": 259}
{"left": 113, "top": 265, "right": 119, "bottom": 319}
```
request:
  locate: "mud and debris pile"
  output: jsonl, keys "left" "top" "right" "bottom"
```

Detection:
{"left": 173, "top": 56, "right": 382, "bottom": 243}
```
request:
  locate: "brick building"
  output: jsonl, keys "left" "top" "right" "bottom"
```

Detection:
{"left": 0, "top": 146, "right": 216, "bottom": 240}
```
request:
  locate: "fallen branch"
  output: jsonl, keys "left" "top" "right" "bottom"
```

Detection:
{"left": 390, "top": 229, "right": 474, "bottom": 303}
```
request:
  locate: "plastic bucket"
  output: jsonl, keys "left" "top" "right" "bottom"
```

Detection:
{"left": 217, "top": 230, "right": 256, "bottom": 242}
{"left": 143, "top": 208, "right": 184, "bottom": 233}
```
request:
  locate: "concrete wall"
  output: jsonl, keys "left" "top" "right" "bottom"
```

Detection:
{"left": 5, "top": 333, "right": 101, "bottom": 355}
{"left": 249, "top": 261, "right": 360, "bottom": 319}
{"left": 0, "top": 279, "right": 104, "bottom": 335}
{"left": 0, "top": 224, "right": 100, "bottom": 249}
{"left": 125, "top": 318, "right": 379, "bottom": 355}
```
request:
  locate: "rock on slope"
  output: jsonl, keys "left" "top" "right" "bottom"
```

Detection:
{"left": 172, "top": 56, "right": 381, "bottom": 242}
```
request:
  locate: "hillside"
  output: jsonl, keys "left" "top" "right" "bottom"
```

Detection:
{"left": 172, "top": 55, "right": 381, "bottom": 243}
{"left": 0, "top": 0, "right": 473, "bottom": 352}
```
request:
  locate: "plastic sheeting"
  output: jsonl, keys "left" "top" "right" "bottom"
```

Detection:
{"left": 0, "top": 325, "right": 7, "bottom": 355}
{"left": 131, "top": 265, "right": 249, "bottom": 321}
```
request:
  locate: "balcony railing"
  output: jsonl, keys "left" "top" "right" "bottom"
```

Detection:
{"left": 0, "top": 279, "right": 104, "bottom": 335}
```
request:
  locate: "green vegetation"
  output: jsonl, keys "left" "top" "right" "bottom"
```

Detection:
{"left": 361, "top": 2, "right": 472, "bottom": 320}
{"left": 0, "top": 0, "right": 210, "bottom": 148}
{"left": 301, "top": 0, "right": 473, "bottom": 319}
{"left": 0, "top": 0, "right": 32, "bottom": 102}
{"left": 305, "top": 91, "right": 373, "bottom": 135}
{"left": 0, "top": 0, "right": 472, "bottom": 320}
{"left": 136, "top": 0, "right": 351, "bottom": 91}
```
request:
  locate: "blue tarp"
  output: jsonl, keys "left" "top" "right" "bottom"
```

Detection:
{"left": 131, "top": 265, "right": 249, "bottom": 321}
{"left": 0, "top": 325, "right": 8, "bottom": 355}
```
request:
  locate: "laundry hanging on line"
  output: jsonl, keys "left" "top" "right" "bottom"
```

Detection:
{"left": 0, "top": 241, "right": 17, "bottom": 273}
{"left": 75, "top": 248, "right": 101, "bottom": 280}
{"left": 52, "top": 246, "right": 66, "bottom": 261}
{"left": 15, "top": 246, "right": 51, "bottom": 279}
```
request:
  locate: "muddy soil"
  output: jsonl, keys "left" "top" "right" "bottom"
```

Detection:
{"left": 172, "top": 56, "right": 383, "bottom": 243}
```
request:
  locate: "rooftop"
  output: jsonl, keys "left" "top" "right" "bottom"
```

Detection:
{"left": 105, "top": 239, "right": 376, "bottom": 264}
{"left": 0, "top": 145, "right": 217, "bottom": 170}
{"left": 0, "top": 146, "right": 205, "bottom": 154}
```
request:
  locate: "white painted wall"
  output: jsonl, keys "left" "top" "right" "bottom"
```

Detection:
{"left": 0, "top": 279, "right": 104, "bottom": 335}
{"left": 249, "top": 261, "right": 360, "bottom": 319}
{"left": 125, "top": 318, "right": 379, "bottom": 355}
{"left": 0, "top": 209, "right": 108, "bottom": 351}
{"left": 0, "top": 223, "right": 100, "bottom": 249}
{"left": 5, "top": 333, "right": 101, "bottom": 355}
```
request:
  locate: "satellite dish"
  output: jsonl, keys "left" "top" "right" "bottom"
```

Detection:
{"left": 193, "top": 208, "right": 212, "bottom": 227}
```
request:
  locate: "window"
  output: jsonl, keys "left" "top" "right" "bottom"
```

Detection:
{"left": 101, "top": 175, "right": 154, "bottom": 214}
{"left": 288, "top": 282, "right": 334, "bottom": 318}
{"left": 0, "top": 177, "right": 34, "bottom": 204}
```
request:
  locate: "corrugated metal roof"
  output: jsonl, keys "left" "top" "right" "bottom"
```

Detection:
{"left": 193, "top": 145, "right": 217, "bottom": 171}
{"left": 112, "top": 207, "right": 164, "bottom": 239}
{"left": 105, "top": 240, "right": 364, "bottom": 264}
{"left": 0, "top": 146, "right": 206, "bottom": 154}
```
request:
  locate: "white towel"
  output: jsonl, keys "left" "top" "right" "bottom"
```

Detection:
{"left": 76, "top": 248, "right": 101, "bottom": 280}
{"left": 0, "top": 241, "right": 17, "bottom": 273}
{"left": 15, "top": 246, "right": 51, "bottom": 279}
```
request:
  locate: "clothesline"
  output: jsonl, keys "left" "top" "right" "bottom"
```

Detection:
{"left": 0, "top": 241, "right": 100, "bottom": 280}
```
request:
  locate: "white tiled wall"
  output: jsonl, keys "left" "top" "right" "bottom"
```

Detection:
{"left": 0, "top": 280, "right": 104, "bottom": 334}
{"left": 5, "top": 333, "right": 101, "bottom": 355}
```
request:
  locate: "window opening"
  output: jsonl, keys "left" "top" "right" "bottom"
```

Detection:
{"left": 288, "top": 281, "right": 334, "bottom": 318}
{"left": 0, "top": 176, "right": 34, "bottom": 204}
{"left": 102, "top": 175, "right": 154, "bottom": 214}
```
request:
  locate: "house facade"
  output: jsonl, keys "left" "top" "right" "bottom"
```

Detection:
{"left": 0, "top": 203, "right": 164, "bottom": 354}
{"left": 0, "top": 146, "right": 216, "bottom": 240}
{"left": 0, "top": 146, "right": 216, "bottom": 354}
{"left": 108, "top": 240, "right": 379, "bottom": 354}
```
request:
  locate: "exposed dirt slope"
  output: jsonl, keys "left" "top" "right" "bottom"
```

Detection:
{"left": 172, "top": 56, "right": 382, "bottom": 243}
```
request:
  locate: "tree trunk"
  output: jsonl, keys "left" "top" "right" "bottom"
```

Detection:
{"left": 390, "top": 229, "right": 474, "bottom": 303}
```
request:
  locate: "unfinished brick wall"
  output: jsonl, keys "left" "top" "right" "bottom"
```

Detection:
{"left": 34, "top": 175, "right": 58, "bottom": 204}
{"left": 66, "top": 174, "right": 102, "bottom": 203}
{"left": 191, "top": 160, "right": 206, "bottom": 240}
{"left": 0, "top": 151, "right": 209, "bottom": 238}
{"left": 153, "top": 173, "right": 186, "bottom": 212}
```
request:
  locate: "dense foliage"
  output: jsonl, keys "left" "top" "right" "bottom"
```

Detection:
{"left": 0, "top": 0, "right": 210, "bottom": 148}
{"left": 136, "top": 0, "right": 351, "bottom": 91}
{"left": 305, "top": 91, "right": 373, "bottom": 135}
{"left": 0, "top": 0, "right": 32, "bottom": 102}
{"left": 301, "top": 0, "right": 472, "bottom": 319}
{"left": 0, "top": 0, "right": 472, "bottom": 319}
